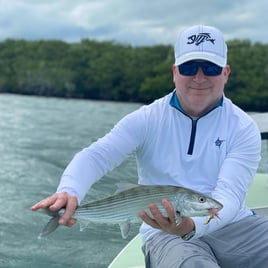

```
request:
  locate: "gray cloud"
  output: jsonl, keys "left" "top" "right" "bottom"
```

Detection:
{"left": 0, "top": 0, "right": 267, "bottom": 45}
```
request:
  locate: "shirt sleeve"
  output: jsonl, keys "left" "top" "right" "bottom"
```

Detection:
{"left": 56, "top": 107, "right": 146, "bottom": 203}
{"left": 192, "top": 119, "right": 261, "bottom": 238}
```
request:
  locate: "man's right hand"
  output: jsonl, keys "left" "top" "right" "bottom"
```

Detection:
{"left": 31, "top": 192, "right": 78, "bottom": 227}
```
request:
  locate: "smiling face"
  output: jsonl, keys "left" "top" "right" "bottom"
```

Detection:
{"left": 173, "top": 62, "right": 231, "bottom": 117}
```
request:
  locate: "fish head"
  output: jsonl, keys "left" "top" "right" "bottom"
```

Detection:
{"left": 175, "top": 189, "right": 223, "bottom": 218}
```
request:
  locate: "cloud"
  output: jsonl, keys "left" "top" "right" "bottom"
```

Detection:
{"left": 0, "top": 0, "right": 267, "bottom": 45}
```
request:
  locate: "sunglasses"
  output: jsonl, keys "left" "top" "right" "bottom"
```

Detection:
{"left": 178, "top": 61, "right": 223, "bottom": 76}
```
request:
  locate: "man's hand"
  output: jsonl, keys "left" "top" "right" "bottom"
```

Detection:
{"left": 139, "top": 198, "right": 195, "bottom": 237}
{"left": 31, "top": 192, "right": 78, "bottom": 227}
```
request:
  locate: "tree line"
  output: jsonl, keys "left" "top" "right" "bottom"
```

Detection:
{"left": 0, "top": 38, "right": 267, "bottom": 111}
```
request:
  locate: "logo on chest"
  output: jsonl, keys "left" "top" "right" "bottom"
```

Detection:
{"left": 214, "top": 137, "right": 225, "bottom": 149}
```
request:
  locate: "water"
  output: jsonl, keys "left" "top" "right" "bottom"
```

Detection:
{"left": 0, "top": 94, "right": 141, "bottom": 268}
{"left": 0, "top": 94, "right": 267, "bottom": 268}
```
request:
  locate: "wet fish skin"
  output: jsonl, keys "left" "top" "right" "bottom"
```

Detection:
{"left": 37, "top": 184, "right": 223, "bottom": 239}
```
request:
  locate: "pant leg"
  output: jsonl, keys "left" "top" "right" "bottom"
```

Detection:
{"left": 143, "top": 232, "right": 220, "bottom": 268}
{"left": 201, "top": 215, "right": 268, "bottom": 268}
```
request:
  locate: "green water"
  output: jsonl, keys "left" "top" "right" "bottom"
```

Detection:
{"left": 0, "top": 94, "right": 267, "bottom": 268}
{"left": 0, "top": 94, "right": 141, "bottom": 268}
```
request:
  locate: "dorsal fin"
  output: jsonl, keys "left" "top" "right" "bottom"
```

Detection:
{"left": 114, "top": 183, "right": 139, "bottom": 194}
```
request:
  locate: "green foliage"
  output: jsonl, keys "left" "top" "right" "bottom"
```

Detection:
{"left": 0, "top": 38, "right": 267, "bottom": 111}
{"left": 224, "top": 40, "right": 268, "bottom": 111}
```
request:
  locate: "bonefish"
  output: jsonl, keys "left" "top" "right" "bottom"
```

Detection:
{"left": 37, "top": 183, "right": 223, "bottom": 239}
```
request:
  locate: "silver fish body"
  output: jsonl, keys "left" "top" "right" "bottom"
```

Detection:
{"left": 39, "top": 184, "right": 223, "bottom": 239}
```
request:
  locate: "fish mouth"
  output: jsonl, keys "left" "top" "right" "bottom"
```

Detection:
{"left": 208, "top": 207, "right": 221, "bottom": 214}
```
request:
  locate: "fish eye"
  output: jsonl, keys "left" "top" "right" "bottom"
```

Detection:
{"left": 198, "top": 196, "right": 206, "bottom": 203}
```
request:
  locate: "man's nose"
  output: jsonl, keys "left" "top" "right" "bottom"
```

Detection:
{"left": 193, "top": 67, "right": 207, "bottom": 80}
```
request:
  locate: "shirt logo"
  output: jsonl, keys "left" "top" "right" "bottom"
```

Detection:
{"left": 187, "top": 33, "right": 215, "bottom": 46}
{"left": 215, "top": 137, "right": 225, "bottom": 149}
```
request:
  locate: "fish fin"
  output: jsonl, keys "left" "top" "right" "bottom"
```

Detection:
{"left": 119, "top": 221, "right": 131, "bottom": 239}
{"left": 39, "top": 207, "right": 60, "bottom": 217}
{"left": 38, "top": 215, "right": 60, "bottom": 239}
{"left": 79, "top": 220, "right": 89, "bottom": 231}
{"left": 175, "top": 211, "right": 182, "bottom": 226}
{"left": 114, "top": 183, "right": 139, "bottom": 194}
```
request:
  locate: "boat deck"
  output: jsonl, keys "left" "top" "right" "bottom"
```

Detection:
{"left": 108, "top": 173, "right": 268, "bottom": 268}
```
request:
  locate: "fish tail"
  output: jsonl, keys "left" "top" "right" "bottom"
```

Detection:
{"left": 38, "top": 208, "right": 61, "bottom": 239}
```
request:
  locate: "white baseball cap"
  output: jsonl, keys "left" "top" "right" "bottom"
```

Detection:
{"left": 174, "top": 25, "right": 227, "bottom": 67}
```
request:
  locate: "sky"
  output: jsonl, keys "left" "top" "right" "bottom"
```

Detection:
{"left": 1, "top": 0, "right": 268, "bottom": 46}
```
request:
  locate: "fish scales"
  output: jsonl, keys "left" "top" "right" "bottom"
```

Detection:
{"left": 74, "top": 185, "right": 181, "bottom": 222}
{"left": 37, "top": 184, "right": 223, "bottom": 238}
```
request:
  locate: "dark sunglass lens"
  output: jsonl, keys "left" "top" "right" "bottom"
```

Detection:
{"left": 179, "top": 61, "right": 222, "bottom": 76}
{"left": 202, "top": 62, "right": 223, "bottom": 76}
{"left": 178, "top": 62, "right": 198, "bottom": 76}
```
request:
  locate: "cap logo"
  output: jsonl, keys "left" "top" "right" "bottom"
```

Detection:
{"left": 187, "top": 32, "right": 215, "bottom": 46}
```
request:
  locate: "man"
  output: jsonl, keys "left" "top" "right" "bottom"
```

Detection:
{"left": 32, "top": 25, "right": 268, "bottom": 267}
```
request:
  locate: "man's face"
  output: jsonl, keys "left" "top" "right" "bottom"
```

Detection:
{"left": 173, "top": 61, "right": 231, "bottom": 117}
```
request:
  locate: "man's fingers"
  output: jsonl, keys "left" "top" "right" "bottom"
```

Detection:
{"left": 139, "top": 200, "right": 178, "bottom": 232}
{"left": 139, "top": 210, "right": 161, "bottom": 229}
{"left": 49, "top": 192, "right": 69, "bottom": 211}
{"left": 139, "top": 202, "right": 172, "bottom": 229}
{"left": 31, "top": 194, "right": 58, "bottom": 211}
{"left": 148, "top": 201, "right": 175, "bottom": 228}
{"left": 139, "top": 199, "right": 195, "bottom": 237}
{"left": 31, "top": 192, "right": 78, "bottom": 227}
{"left": 58, "top": 195, "right": 78, "bottom": 225}
{"left": 162, "top": 199, "right": 177, "bottom": 223}
{"left": 66, "top": 218, "right": 77, "bottom": 227}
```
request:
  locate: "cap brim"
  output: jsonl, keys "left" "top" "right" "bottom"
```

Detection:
{"left": 175, "top": 52, "right": 226, "bottom": 67}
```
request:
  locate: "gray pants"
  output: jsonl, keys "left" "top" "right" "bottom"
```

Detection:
{"left": 143, "top": 215, "right": 268, "bottom": 268}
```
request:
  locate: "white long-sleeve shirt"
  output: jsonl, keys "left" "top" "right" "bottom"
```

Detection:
{"left": 57, "top": 91, "right": 261, "bottom": 241}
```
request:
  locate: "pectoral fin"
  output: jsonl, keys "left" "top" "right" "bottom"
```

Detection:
{"left": 175, "top": 210, "right": 182, "bottom": 226}
{"left": 119, "top": 221, "right": 131, "bottom": 239}
{"left": 79, "top": 220, "right": 90, "bottom": 231}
